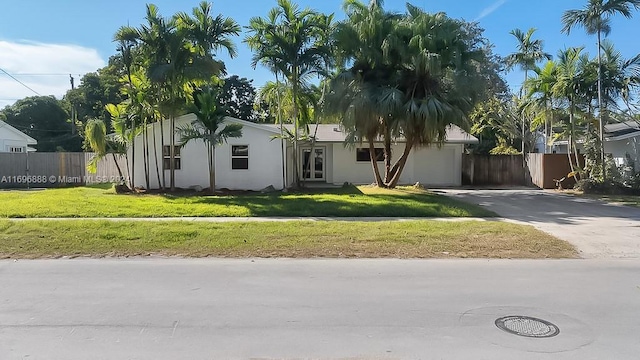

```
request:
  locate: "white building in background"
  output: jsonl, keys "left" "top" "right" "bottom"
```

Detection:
{"left": 0, "top": 120, "right": 37, "bottom": 153}
{"left": 128, "top": 114, "right": 478, "bottom": 191}
{"left": 552, "top": 121, "right": 640, "bottom": 168}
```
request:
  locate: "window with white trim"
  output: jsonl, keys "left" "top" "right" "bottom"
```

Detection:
{"left": 231, "top": 145, "right": 249, "bottom": 170}
{"left": 9, "top": 147, "right": 24, "bottom": 153}
{"left": 162, "top": 145, "right": 181, "bottom": 170}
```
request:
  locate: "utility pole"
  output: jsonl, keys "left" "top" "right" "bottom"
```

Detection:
{"left": 69, "top": 74, "right": 76, "bottom": 135}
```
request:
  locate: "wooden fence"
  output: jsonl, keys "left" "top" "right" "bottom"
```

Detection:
{"left": 0, "top": 152, "right": 126, "bottom": 189}
{"left": 462, "top": 153, "right": 585, "bottom": 189}
{"left": 462, "top": 154, "right": 527, "bottom": 186}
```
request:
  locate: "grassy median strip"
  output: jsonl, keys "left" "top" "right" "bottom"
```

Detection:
{"left": 0, "top": 220, "right": 576, "bottom": 259}
{"left": 0, "top": 186, "right": 494, "bottom": 218}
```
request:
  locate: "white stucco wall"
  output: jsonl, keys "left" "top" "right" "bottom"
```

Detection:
{"left": 412, "top": 144, "right": 463, "bottom": 186}
{"left": 328, "top": 143, "right": 462, "bottom": 186}
{"left": 0, "top": 123, "right": 32, "bottom": 152}
{"left": 130, "top": 115, "right": 284, "bottom": 191}
{"left": 605, "top": 138, "right": 639, "bottom": 168}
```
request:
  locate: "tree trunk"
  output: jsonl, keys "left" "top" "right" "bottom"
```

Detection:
{"left": 369, "top": 138, "right": 384, "bottom": 187}
{"left": 159, "top": 112, "right": 166, "bottom": 191}
{"left": 276, "top": 73, "right": 286, "bottom": 190}
{"left": 170, "top": 114, "right": 175, "bottom": 192}
{"left": 382, "top": 122, "right": 392, "bottom": 183}
{"left": 131, "top": 128, "right": 136, "bottom": 190}
{"left": 152, "top": 120, "right": 162, "bottom": 190}
{"left": 209, "top": 142, "right": 216, "bottom": 195}
{"left": 568, "top": 99, "right": 576, "bottom": 175}
{"left": 292, "top": 72, "right": 300, "bottom": 188}
{"left": 143, "top": 120, "right": 150, "bottom": 189}
{"left": 387, "top": 140, "right": 414, "bottom": 188}
{"left": 111, "top": 153, "right": 125, "bottom": 184}
{"left": 597, "top": 30, "right": 606, "bottom": 180}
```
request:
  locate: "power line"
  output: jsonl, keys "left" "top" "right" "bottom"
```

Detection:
{"left": 0, "top": 68, "right": 41, "bottom": 96}
{"left": 1, "top": 73, "right": 85, "bottom": 76}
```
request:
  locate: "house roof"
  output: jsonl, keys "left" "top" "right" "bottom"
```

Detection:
{"left": 604, "top": 121, "right": 640, "bottom": 141}
{"left": 262, "top": 124, "right": 479, "bottom": 144}
{"left": 158, "top": 114, "right": 478, "bottom": 144}
{"left": 0, "top": 120, "right": 38, "bottom": 145}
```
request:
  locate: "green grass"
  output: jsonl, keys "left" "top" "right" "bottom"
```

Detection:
{"left": 0, "top": 220, "right": 576, "bottom": 259}
{"left": 0, "top": 185, "right": 495, "bottom": 218}
{"left": 586, "top": 194, "right": 640, "bottom": 208}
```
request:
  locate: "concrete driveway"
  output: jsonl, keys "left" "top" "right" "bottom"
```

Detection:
{"left": 441, "top": 189, "right": 640, "bottom": 259}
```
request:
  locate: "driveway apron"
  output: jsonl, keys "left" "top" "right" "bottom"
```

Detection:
{"left": 441, "top": 189, "right": 640, "bottom": 259}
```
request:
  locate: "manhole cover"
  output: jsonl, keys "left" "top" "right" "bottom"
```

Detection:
{"left": 495, "top": 316, "right": 560, "bottom": 338}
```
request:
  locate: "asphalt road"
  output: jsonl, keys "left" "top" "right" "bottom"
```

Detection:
{"left": 441, "top": 189, "right": 640, "bottom": 258}
{"left": 1, "top": 259, "right": 639, "bottom": 359}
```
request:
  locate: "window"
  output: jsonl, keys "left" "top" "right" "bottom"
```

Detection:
{"left": 162, "top": 145, "right": 181, "bottom": 170}
{"left": 231, "top": 145, "right": 249, "bottom": 170}
{"left": 356, "top": 148, "right": 384, "bottom": 162}
{"left": 9, "top": 147, "right": 24, "bottom": 153}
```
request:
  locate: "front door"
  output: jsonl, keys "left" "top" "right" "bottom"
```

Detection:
{"left": 301, "top": 147, "right": 325, "bottom": 181}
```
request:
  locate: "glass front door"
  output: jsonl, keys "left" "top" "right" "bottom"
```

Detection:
{"left": 301, "top": 147, "right": 325, "bottom": 181}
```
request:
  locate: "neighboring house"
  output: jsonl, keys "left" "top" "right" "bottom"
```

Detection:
{"left": 603, "top": 121, "right": 640, "bottom": 168}
{"left": 0, "top": 120, "right": 37, "bottom": 153}
{"left": 129, "top": 114, "right": 478, "bottom": 191}
{"left": 553, "top": 121, "right": 640, "bottom": 168}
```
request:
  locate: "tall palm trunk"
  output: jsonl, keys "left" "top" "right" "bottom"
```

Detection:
{"left": 143, "top": 120, "right": 151, "bottom": 189}
{"left": 152, "top": 120, "right": 162, "bottom": 189}
{"left": 208, "top": 138, "right": 216, "bottom": 195}
{"left": 159, "top": 111, "right": 166, "bottom": 190}
{"left": 568, "top": 98, "right": 576, "bottom": 175}
{"left": 292, "top": 67, "right": 300, "bottom": 188}
{"left": 131, "top": 130, "right": 136, "bottom": 190}
{"left": 276, "top": 74, "right": 286, "bottom": 190}
{"left": 369, "top": 138, "right": 384, "bottom": 187}
{"left": 597, "top": 30, "right": 606, "bottom": 179}
{"left": 382, "top": 122, "right": 392, "bottom": 183}
{"left": 111, "top": 153, "right": 125, "bottom": 182}
{"left": 387, "top": 140, "right": 414, "bottom": 188}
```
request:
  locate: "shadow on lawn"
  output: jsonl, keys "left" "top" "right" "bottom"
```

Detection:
{"left": 184, "top": 193, "right": 494, "bottom": 218}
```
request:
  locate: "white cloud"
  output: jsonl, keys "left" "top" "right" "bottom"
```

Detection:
{"left": 475, "top": 0, "right": 508, "bottom": 21}
{"left": 0, "top": 40, "right": 106, "bottom": 108}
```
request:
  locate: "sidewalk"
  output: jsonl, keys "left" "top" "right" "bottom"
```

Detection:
{"left": 6, "top": 216, "right": 496, "bottom": 222}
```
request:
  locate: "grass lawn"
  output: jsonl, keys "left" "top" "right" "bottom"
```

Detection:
{"left": 0, "top": 185, "right": 495, "bottom": 218}
{"left": 584, "top": 194, "right": 640, "bottom": 208}
{"left": 0, "top": 220, "right": 576, "bottom": 259}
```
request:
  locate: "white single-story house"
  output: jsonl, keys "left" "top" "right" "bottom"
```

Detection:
{"left": 0, "top": 120, "right": 37, "bottom": 153}
{"left": 553, "top": 121, "right": 640, "bottom": 168}
{"left": 129, "top": 114, "right": 478, "bottom": 190}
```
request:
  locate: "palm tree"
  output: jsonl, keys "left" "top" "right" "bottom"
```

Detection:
{"left": 246, "top": 0, "right": 333, "bottom": 187}
{"left": 388, "top": 6, "right": 486, "bottom": 187}
{"left": 325, "top": 0, "right": 403, "bottom": 187}
{"left": 119, "top": 2, "right": 238, "bottom": 191}
{"left": 177, "top": 88, "right": 242, "bottom": 194}
{"left": 526, "top": 61, "right": 559, "bottom": 153}
{"left": 553, "top": 47, "right": 590, "bottom": 177}
{"left": 84, "top": 118, "right": 126, "bottom": 184}
{"left": 505, "top": 28, "right": 552, "bottom": 155}
{"left": 562, "top": 0, "right": 640, "bottom": 177}
{"left": 599, "top": 40, "right": 640, "bottom": 114}
{"left": 327, "top": 2, "right": 488, "bottom": 188}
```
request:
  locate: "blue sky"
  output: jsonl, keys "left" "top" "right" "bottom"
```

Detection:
{"left": 1, "top": 0, "right": 638, "bottom": 108}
